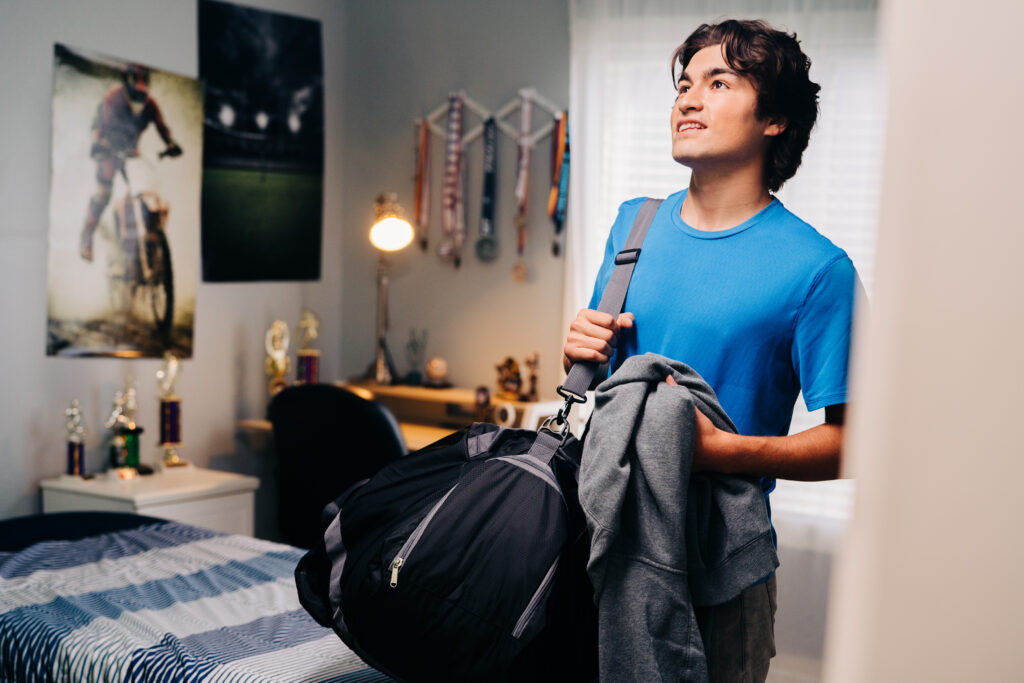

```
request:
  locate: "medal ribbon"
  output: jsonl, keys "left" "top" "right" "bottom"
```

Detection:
{"left": 440, "top": 93, "right": 464, "bottom": 264}
{"left": 547, "top": 111, "right": 570, "bottom": 256}
{"left": 514, "top": 93, "right": 533, "bottom": 258}
{"left": 413, "top": 119, "right": 431, "bottom": 251}
{"left": 475, "top": 117, "right": 499, "bottom": 260}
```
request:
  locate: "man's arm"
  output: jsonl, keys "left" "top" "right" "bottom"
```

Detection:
{"left": 666, "top": 375, "right": 847, "bottom": 481}
{"left": 691, "top": 401, "right": 846, "bottom": 481}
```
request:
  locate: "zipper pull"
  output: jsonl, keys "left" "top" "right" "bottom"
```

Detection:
{"left": 390, "top": 558, "right": 404, "bottom": 588}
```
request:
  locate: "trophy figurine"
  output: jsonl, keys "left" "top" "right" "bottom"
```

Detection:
{"left": 265, "top": 320, "right": 291, "bottom": 395}
{"left": 296, "top": 308, "right": 321, "bottom": 384}
{"left": 106, "top": 377, "right": 142, "bottom": 470}
{"left": 65, "top": 400, "right": 86, "bottom": 476}
{"left": 156, "top": 353, "right": 186, "bottom": 468}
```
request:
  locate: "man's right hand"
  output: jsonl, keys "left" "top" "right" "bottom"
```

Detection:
{"left": 562, "top": 309, "right": 635, "bottom": 372}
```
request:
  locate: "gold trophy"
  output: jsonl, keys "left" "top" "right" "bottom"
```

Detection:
{"left": 296, "top": 308, "right": 321, "bottom": 384}
{"left": 156, "top": 353, "right": 186, "bottom": 468}
{"left": 265, "top": 320, "right": 290, "bottom": 395}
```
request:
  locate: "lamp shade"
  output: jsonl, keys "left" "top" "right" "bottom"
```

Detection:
{"left": 370, "top": 215, "right": 414, "bottom": 251}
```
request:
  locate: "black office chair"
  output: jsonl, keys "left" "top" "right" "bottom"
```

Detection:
{"left": 267, "top": 383, "right": 407, "bottom": 549}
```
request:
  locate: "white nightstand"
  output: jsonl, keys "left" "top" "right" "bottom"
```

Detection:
{"left": 40, "top": 467, "right": 260, "bottom": 536}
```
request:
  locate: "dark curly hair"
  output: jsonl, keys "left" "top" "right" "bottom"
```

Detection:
{"left": 671, "top": 19, "right": 821, "bottom": 192}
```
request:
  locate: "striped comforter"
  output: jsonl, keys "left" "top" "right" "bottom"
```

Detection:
{"left": 0, "top": 521, "right": 391, "bottom": 682}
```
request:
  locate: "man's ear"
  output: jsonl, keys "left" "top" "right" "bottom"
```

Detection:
{"left": 765, "top": 117, "right": 788, "bottom": 137}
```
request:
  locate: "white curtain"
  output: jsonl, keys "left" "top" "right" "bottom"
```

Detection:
{"left": 565, "top": 0, "right": 882, "bottom": 522}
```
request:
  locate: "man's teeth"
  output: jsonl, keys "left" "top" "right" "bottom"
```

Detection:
{"left": 678, "top": 122, "right": 704, "bottom": 131}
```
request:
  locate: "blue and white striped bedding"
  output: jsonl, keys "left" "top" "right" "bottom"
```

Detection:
{"left": 0, "top": 521, "right": 392, "bottom": 682}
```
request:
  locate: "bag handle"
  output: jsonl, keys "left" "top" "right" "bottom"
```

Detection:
{"left": 532, "top": 198, "right": 663, "bottom": 459}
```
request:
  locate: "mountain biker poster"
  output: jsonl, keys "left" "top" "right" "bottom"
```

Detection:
{"left": 198, "top": 0, "right": 324, "bottom": 282}
{"left": 46, "top": 44, "right": 202, "bottom": 358}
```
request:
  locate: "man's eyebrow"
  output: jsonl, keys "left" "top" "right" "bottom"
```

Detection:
{"left": 677, "top": 66, "right": 741, "bottom": 84}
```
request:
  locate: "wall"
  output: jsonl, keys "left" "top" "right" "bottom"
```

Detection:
{"left": 338, "top": 0, "right": 571, "bottom": 397}
{"left": 0, "top": 0, "right": 346, "bottom": 527}
{"left": 823, "top": 0, "right": 1024, "bottom": 679}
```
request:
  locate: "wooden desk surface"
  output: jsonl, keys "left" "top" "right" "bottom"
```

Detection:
{"left": 237, "top": 418, "right": 454, "bottom": 452}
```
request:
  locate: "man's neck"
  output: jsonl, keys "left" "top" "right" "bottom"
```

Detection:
{"left": 681, "top": 165, "right": 774, "bottom": 232}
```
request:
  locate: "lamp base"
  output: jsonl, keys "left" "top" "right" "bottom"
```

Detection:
{"left": 366, "top": 338, "right": 399, "bottom": 385}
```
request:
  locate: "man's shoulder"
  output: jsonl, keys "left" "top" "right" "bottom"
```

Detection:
{"left": 765, "top": 201, "right": 849, "bottom": 262}
{"left": 611, "top": 190, "right": 685, "bottom": 233}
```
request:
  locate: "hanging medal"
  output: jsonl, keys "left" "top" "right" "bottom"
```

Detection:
{"left": 512, "top": 92, "right": 533, "bottom": 282}
{"left": 475, "top": 117, "right": 499, "bottom": 262}
{"left": 453, "top": 150, "right": 467, "bottom": 267}
{"left": 413, "top": 119, "right": 431, "bottom": 252}
{"left": 548, "top": 111, "right": 570, "bottom": 257}
{"left": 438, "top": 92, "right": 464, "bottom": 266}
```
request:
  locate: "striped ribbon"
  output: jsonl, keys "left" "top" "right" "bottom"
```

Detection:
{"left": 513, "top": 92, "right": 533, "bottom": 258}
{"left": 413, "top": 119, "right": 430, "bottom": 251}
{"left": 548, "top": 110, "right": 570, "bottom": 256}
{"left": 439, "top": 93, "right": 464, "bottom": 265}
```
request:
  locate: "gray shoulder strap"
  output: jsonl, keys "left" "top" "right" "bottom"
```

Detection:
{"left": 560, "top": 198, "right": 663, "bottom": 398}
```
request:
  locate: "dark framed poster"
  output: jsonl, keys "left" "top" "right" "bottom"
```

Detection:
{"left": 46, "top": 44, "right": 202, "bottom": 358}
{"left": 199, "top": 0, "right": 324, "bottom": 282}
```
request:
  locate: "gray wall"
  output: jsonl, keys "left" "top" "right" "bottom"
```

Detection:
{"left": 338, "top": 0, "right": 570, "bottom": 396}
{"left": 0, "top": 0, "right": 346, "bottom": 523}
{"left": 0, "top": 0, "right": 571, "bottom": 521}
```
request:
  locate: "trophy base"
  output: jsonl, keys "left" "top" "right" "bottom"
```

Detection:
{"left": 161, "top": 446, "right": 189, "bottom": 469}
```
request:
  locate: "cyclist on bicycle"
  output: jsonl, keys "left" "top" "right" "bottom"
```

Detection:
{"left": 79, "top": 63, "right": 182, "bottom": 262}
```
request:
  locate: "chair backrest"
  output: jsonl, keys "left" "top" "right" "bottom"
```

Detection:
{"left": 268, "top": 383, "right": 407, "bottom": 549}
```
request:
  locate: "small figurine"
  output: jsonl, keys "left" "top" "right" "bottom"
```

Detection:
{"left": 405, "top": 328, "right": 428, "bottom": 386}
{"left": 296, "top": 308, "right": 321, "bottom": 384}
{"left": 523, "top": 352, "right": 539, "bottom": 402}
{"left": 424, "top": 356, "right": 451, "bottom": 388}
{"left": 495, "top": 357, "right": 523, "bottom": 401}
{"left": 265, "top": 320, "right": 290, "bottom": 395}
{"left": 65, "top": 400, "right": 86, "bottom": 476}
{"left": 474, "top": 386, "right": 493, "bottom": 422}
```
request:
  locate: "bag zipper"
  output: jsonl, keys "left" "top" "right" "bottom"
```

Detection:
{"left": 511, "top": 556, "right": 560, "bottom": 639}
{"left": 389, "top": 484, "right": 457, "bottom": 588}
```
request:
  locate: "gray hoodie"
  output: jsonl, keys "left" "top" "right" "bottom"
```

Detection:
{"left": 580, "top": 353, "right": 778, "bottom": 682}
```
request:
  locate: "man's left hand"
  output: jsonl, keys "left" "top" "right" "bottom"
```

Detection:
{"left": 665, "top": 374, "right": 737, "bottom": 472}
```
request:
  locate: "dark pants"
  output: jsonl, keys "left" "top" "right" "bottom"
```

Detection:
{"left": 695, "top": 574, "right": 778, "bottom": 683}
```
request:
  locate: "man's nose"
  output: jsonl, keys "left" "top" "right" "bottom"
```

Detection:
{"left": 676, "top": 88, "right": 701, "bottom": 112}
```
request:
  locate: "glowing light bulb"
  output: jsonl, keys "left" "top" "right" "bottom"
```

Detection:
{"left": 370, "top": 216, "right": 414, "bottom": 251}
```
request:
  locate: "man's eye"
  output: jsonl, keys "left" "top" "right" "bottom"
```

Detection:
{"left": 712, "top": 80, "right": 728, "bottom": 89}
{"left": 677, "top": 84, "right": 690, "bottom": 94}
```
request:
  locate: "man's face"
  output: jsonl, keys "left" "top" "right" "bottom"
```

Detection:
{"left": 670, "top": 44, "right": 784, "bottom": 173}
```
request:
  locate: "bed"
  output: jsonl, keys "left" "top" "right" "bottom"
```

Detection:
{"left": 0, "top": 511, "right": 393, "bottom": 682}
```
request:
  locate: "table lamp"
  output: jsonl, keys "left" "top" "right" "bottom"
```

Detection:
{"left": 370, "top": 193, "right": 414, "bottom": 384}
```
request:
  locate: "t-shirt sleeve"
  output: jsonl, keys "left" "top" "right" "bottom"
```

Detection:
{"left": 792, "top": 254, "right": 863, "bottom": 411}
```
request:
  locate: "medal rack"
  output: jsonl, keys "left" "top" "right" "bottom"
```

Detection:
{"left": 418, "top": 87, "right": 563, "bottom": 149}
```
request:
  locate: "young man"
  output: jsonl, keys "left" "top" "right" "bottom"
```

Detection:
{"left": 563, "top": 19, "right": 861, "bottom": 681}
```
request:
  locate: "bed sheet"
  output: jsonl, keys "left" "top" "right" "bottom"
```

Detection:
{"left": 0, "top": 518, "right": 393, "bottom": 682}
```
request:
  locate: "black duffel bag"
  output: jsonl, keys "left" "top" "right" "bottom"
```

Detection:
{"left": 294, "top": 199, "right": 662, "bottom": 682}
{"left": 296, "top": 423, "right": 596, "bottom": 681}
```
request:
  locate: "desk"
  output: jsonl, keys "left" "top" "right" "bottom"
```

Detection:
{"left": 40, "top": 467, "right": 259, "bottom": 536}
{"left": 238, "top": 417, "right": 453, "bottom": 452}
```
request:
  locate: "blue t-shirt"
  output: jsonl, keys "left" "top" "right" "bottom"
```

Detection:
{"left": 590, "top": 189, "right": 859, "bottom": 446}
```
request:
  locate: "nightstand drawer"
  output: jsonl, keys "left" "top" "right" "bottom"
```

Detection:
{"left": 41, "top": 468, "right": 259, "bottom": 536}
